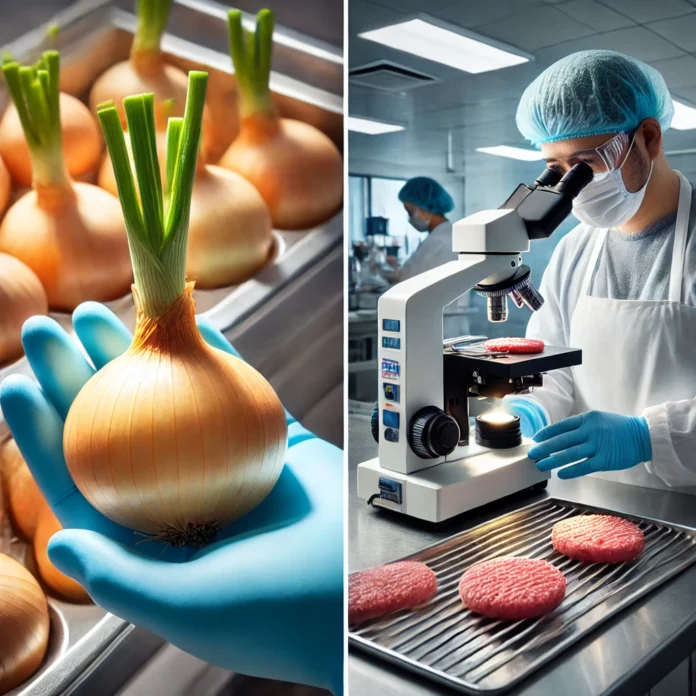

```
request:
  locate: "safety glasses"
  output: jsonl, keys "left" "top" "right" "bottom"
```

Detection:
{"left": 567, "top": 130, "right": 637, "bottom": 182}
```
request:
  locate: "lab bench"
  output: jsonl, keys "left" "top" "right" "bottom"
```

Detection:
{"left": 348, "top": 411, "right": 696, "bottom": 696}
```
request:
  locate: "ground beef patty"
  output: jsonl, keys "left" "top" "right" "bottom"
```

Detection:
{"left": 349, "top": 561, "right": 438, "bottom": 625}
{"left": 552, "top": 514, "right": 645, "bottom": 563}
{"left": 458, "top": 557, "right": 566, "bottom": 620}
{"left": 484, "top": 338, "right": 545, "bottom": 354}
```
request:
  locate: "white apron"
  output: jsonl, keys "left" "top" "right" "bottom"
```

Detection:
{"left": 568, "top": 171, "right": 696, "bottom": 492}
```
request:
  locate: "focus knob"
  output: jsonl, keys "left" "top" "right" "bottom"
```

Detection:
{"left": 371, "top": 407, "right": 379, "bottom": 442}
{"left": 409, "top": 406, "right": 460, "bottom": 459}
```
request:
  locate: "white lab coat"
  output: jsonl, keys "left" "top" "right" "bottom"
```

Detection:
{"left": 524, "top": 173, "right": 696, "bottom": 491}
{"left": 400, "top": 221, "right": 455, "bottom": 281}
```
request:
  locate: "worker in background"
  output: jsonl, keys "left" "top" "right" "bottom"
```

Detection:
{"left": 506, "top": 50, "right": 696, "bottom": 493}
{"left": 386, "top": 176, "right": 471, "bottom": 336}
{"left": 387, "top": 176, "right": 456, "bottom": 281}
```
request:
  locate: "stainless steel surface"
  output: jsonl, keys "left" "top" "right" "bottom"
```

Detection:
{"left": 349, "top": 412, "right": 696, "bottom": 696}
{"left": 351, "top": 498, "right": 696, "bottom": 694}
{"left": 0, "top": 0, "right": 343, "bottom": 693}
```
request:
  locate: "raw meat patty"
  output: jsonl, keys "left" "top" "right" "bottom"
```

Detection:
{"left": 349, "top": 561, "right": 437, "bottom": 625}
{"left": 552, "top": 514, "right": 644, "bottom": 563}
{"left": 484, "top": 338, "right": 545, "bottom": 354}
{"left": 458, "top": 557, "right": 566, "bottom": 620}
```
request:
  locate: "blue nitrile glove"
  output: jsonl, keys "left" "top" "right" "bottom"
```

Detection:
{"left": 528, "top": 410, "right": 652, "bottom": 480}
{"left": 0, "top": 304, "right": 343, "bottom": 695}
{"left": 503, "top": 395, "right": 549, "bottom": 438}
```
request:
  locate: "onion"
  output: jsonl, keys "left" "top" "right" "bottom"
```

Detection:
{"left": 100, "top": 135, "right": 273, "bottom": 288}
{"left": 64, "top": 73, "right": 287, "bottom": 547}
{"left": 0, "top": 155, "right": 10, "bottom": 214}
{"left": 0, "top": 52, "right": 132, "bottom": 311}
{"left": 0, "top": 92, "right": 101, "bottom": 188}
{"left": 33, "top": 507, "right": 90, "bottom": 603}
{"left": 0, "top": 554, "right": 49, "bottom": 693}
{"left": 218, "top": 10, "right": 343, "bottom": 230}
{"left": 1, "top": 438, "right": 48, "bottom": 542}
{"left": 89, "top": 0, "right": 214, "bottom": 157}
{"left": 0, "top": 254, "right": 48, "bottom": 365}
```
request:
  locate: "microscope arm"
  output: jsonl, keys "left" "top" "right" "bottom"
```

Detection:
{"left": 377, "top": 252, "right": 521, "bottom": 475}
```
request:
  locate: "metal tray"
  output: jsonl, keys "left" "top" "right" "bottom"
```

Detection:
{"left": 349, "top": 498, "right": 696, "bottom": 694}
{"left": 0, "top": 0, "right": 343, "bottom": 693}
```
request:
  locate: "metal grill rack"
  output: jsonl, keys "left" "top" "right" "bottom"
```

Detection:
{"left": 350, "top": 499, "right": 696, "bottom": 694}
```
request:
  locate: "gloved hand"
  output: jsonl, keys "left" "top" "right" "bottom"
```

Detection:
{"left": 0, "top": 303, "right": 343, "bottom": 695}
{"left": 528, "top": 410, "right": 652, "bottom": 479}
{"left": 503, "top": 395, "right": 549, "bottom": 438}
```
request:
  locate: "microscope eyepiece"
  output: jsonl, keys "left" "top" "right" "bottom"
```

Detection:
{"left": 554, "top": 162, "right": 594, "bottom": 199}
{"left": 534, "top": 167, "right": 562, "bottom": 188}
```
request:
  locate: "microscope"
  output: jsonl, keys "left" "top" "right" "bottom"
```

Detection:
{"left": 357, "top": 163, "right": 593, "bottom": 523}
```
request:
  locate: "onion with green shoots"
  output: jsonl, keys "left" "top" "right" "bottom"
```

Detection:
{"left": 0, "top": 91, "right": 101, "bottom": 189}
{"left": 64, "top": 72, "right": 287, "bottom": 547}
{"left": 0, "top": 155, "right": 10, "bottom": 213}
{"left": 219, "top": 9, "right": 343, "bottom": 230}
{"left": 89, "top": 0, "right": 214, "bottom": 156}
{"left": 0, "top": 52, "right": 132, "bottom": 310}
{"left": 99, "top": 119, "right": 273, "bottom": 288}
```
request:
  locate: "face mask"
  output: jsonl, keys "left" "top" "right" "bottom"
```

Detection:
{"left": 409, "top": 212, "right": 430, "bottom": 232}
{"left": 572, "top": 140, "right": 653, "bottom": 229}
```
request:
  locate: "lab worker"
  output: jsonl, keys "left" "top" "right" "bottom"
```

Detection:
{"left": 391, "top": 176, "right": 456, "bottom": 281}
{"left": 390, "top": 177, "right": 470, "bottom": 335}
{"left": 506, "top": 50, "right": 696, "bottom": 492}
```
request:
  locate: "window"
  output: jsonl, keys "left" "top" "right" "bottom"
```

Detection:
{"left": 348, "top": 174, "right": 422, "bottom": 261}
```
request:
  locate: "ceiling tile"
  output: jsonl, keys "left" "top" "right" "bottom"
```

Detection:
{"left": 534, "top": 26, "right": 684, "bottom": 63}
{"left": 349, "top": 0, "right": 409, "bottom": 34}
{"left": 672, "top": 86, "right": 696, "bottom": 104}
{"left": 647, "top": 12, "right": 696, "bottom": 52}
{"left": 650, "top": 55, "right": 696, "bottom": 89}
{"left": 477, "top": 6, "right": 595, "bottom": 51}
{"left": 557, "top": 0, "right": 635, "bottom": 31}
{"left": 436, "top": 0, "right": 544, "bottom": 29}
{"left": 597, "top": 0, "right": 694, "bottom": 23}
{"left": 373, "top": 0, "right": 462, "bottom": 12}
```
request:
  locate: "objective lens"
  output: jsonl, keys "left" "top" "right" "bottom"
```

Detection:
{"left": 515, "top": 280, "right": 544, "bottom": 312}
{"left": 509, "top": 288, "right": 525, "bottom": 309}
{"left": 487, "top": 295, "right": 508, "bottom": 322}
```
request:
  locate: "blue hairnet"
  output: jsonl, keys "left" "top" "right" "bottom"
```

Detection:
{"left": 398, "top": 177, "right": 455, "bottom": 215}
{"left": 516, "top": 50, "right": 674, "bottom": 147}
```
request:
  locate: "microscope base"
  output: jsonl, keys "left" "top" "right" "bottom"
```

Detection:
{"left": 357, "top": 444, "right": 550, "bottom": 523}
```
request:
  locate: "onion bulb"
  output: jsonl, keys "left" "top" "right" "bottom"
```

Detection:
{"left": 33, "top": 507, "right": 90, "bottom": 603}
{"left": 99, "top": 134, "right": 273, "bottom": 288}
{"left": 0, "top": 254, "right": 48, "bottom": 365}
{"left": 0, "top": 92, "right": 101, "bottom": 188}
{"left": 218, "top": 10, "right": 343, "bottom": 230}
{"left": 0, "top": 554, "right": 49, "bottom": 693}
{"left": 0, "top": 155, "right": 10, "bottom": 214}
{"left": 89, "top": 0, "right": 213, "bottom": 156}
{"left": 1, "top": 438, "right": 48, "bottom": 541}
{"left": 0, "top": 52, "right": 132, "bottom": 311}
{"left": 64, "top": 73, "right": 287, "bottom": 547}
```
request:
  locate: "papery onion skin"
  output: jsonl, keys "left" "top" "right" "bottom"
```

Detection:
{"left": 63, "top": 285, "right": 287, "bottom": 540}
{"left": 186, "top": 165, "right": 273, "bottom": 288}
{"left": 0, "top": 156, "right": 10, "bottom": 214}
{"left": 0, "top": 93, "right": 102, "bottom": 189}
{"left": 34, "top": 507, "right": 90, "bottom": 603}
{"left": 219, "top": 116, "right": 343, "bottom": 231}
{"left": 0, "top": 254, "right": 48, "bottom": 365}
{"left": 0, "top": 183, "right": 132, "bottom": 311}
{"left": 1, "top": 438, "right": 48, "bottom": 541}
{"left": 0, "top": 554, "right": 49, "bottom": 693}
{"left": 89, "top": 57, "right": 214, "bottom": 158}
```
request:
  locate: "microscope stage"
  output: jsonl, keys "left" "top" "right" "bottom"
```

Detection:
{"left": 357, "top": 443, "right": 550, "bottom": 523}
{"left": 444, "top": 345, "right": 582, "bottom": 378}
